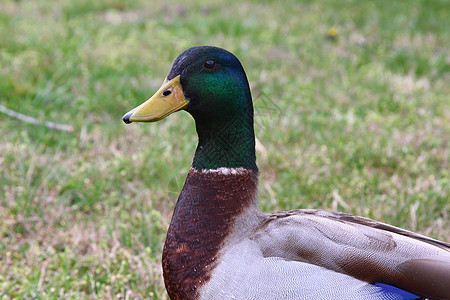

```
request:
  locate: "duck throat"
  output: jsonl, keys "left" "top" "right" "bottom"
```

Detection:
{"left": 192, "top": 111, "right": 257, "bottom": 171}
{"left": 162, "top": 167, "right": 259, "bottom": 299}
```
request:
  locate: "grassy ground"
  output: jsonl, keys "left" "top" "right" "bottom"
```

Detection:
{"left": 1, "top": 0, "right": 449, "bottom": 298}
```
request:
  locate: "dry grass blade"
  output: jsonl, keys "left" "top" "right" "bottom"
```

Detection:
{"left": 0, "top": 103, "right": 74, "bottom": 132}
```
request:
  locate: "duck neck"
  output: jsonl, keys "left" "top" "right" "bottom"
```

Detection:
{"left": 162, "top": 167, "right": 260, "bottom": 299}
{"left": 191, "top": 104, "right": 258, "bottom": 171}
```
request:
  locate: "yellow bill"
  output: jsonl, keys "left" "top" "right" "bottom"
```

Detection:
{"left": 123, "top": 75, "right": 188, "bottom": 123}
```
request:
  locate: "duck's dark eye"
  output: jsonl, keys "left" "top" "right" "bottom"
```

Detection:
{"left": 204, "top": 59, "right": 216, "bottom": 69}
{"left": 163, "top": 89, "right": 171, "bottom": 97}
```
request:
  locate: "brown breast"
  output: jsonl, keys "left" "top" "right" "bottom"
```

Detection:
{"left": 162, "top": 167, "right": 258, "bottom": 299}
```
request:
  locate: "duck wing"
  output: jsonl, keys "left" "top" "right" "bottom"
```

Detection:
{"left": 250, "top": 209, "right": 450, "bottom": 299}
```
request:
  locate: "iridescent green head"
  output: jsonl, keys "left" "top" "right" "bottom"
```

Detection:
{"left": 123, "top": 46, "right": 257, "bottom": 171}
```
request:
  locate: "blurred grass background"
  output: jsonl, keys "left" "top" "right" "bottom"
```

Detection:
{"left": 0, "top": 0, "right": 449, "bottom": 298}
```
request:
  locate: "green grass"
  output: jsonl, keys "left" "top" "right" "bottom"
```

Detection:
{"left": 1, "top": 0, "right": 449, "bottom": 298}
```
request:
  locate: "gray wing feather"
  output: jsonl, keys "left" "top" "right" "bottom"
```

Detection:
{"left": 249, "top": 209, "right": 450, "bottom": 299}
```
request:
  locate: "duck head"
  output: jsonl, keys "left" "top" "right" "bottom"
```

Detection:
{"left": 123, "top": 46, "right": 257, "bottom": 171}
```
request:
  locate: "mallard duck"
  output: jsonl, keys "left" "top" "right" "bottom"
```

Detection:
{"left": 123, "top": 46, "right": 450, "bottom": 300}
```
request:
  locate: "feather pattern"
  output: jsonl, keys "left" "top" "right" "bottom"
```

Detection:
{"left": 163, "top": 168, "right": 450, "bottom": 300}
{"left": 162, "top": 167, "right": 261, "bottom": 299}
{"left": 201, "top": 240, "right": 425, "bottom": 300}
{"left": 249, "top": 210, "right": 450, "bottom": 299}
{"left": 200, "top": 205, "right": 450, "bottom": 299}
